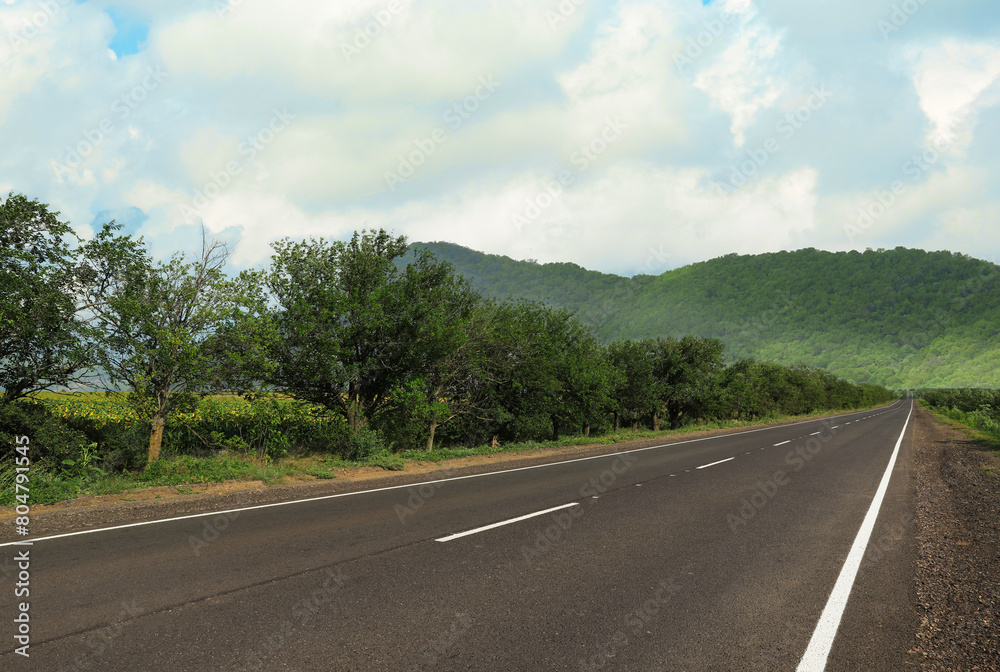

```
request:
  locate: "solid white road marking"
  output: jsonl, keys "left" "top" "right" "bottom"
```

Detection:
{"left": 696, "top": 457, "right": 735, "bottom": 470}
{"left": 796, "top": 400, "right": 913, "bottom": 672}
{"left": 435, "top": 503, "right": 579, "bottom": 542}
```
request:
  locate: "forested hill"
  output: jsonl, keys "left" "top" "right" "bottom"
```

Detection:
{"left": 407, "top": 243, "right": 1000, "bottom": 389}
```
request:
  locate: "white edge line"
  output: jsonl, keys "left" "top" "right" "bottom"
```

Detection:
{"left": 796, "top": 399, "right": 913, "bottom": 672}
{"left": 435, "top": 502, "right": 579, "bottom": 542}
{"left": 696, "top": 456, "right": 735, "bottom": 470}
{"left": 773, "top": 440, "right": 791, "bottom": 446}
{"left": 0, "top": 401, "right": 903, "bottom": 549}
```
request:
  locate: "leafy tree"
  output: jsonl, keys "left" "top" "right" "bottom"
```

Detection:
{"left": 408, "top": 288, "right": 495, "bottom": 450}
{"left": 607, "top": 339, "right": 656, "bottom": 430}
{"left": 81, "top": 230, "right": 252, "bottom": 463}
{"left": 573, "top": 341, "right": 620, "bottom": 438}
{"left": 267, "top": 230, "right": 468, "bottom": 436}
{"left": 472, "top": 302, "right": 614, "bottom": 442}
{"left": 0, "top": 193, "right": 92, "bottom": 402}
{"left": 651, "top": 336, "right": 724, "bottom": 429}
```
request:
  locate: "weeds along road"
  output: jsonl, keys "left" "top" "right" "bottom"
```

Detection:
{"left": 1, "top": 400, "right": 917, "bottom": 671}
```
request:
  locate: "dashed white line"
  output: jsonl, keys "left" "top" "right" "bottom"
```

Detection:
{"left": 774, "top": 440, "right": 791, "bottom": 446}
{"left": 696, "top": 457, "right": 735, "bottom": 470}
{"left": 809, "top": 431, "right": 822, "bottom": 436}
{"left": 435, "top": 503, "right": 580, "bottom": 542}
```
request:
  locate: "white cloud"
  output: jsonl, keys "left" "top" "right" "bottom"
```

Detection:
{"left": 694, "top": 10, "right": 787, "bottom": 147}
{"left": 907, "top": 39, "right": 1000, "bottom": 153}
{"left": 3, "top": 0, "right": 1000, "bottom": 277}
{"left": 160, "top": 162, "right": 818, "bottom": 274}
{"left": 154, "top": 0, "right": 564, "bottom": 104}
{"left": 0, "top": 2, "right": 80, "bottom": 123}
{"left": 820, "top": 164, "right": 990, "bottom": 249}
{"left": 388, "top": 163, "right": 819, "bottom": 273}
{"left": 558, "top": 4, "right": 687, "bottom": 151}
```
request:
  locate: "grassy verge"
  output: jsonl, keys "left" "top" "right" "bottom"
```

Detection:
{"left": 919, "top": 401, "right": 1000, "bottom": 453}
{"left": 2, "top": 402, "right": 892, "bottom": 507}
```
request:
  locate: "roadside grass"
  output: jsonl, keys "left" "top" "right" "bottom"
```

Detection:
{"left": 919, "top": 402, "right": 1000, "bottom": 480}
{"left": 919, "top": 402, "right": 1000, "bottom": 448}
{"left": 2, "top": 402, "right": 893, "bottom": 507}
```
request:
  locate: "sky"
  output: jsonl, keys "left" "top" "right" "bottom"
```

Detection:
{"left": 1, "top": 0, "right": 998, "bottom": 277}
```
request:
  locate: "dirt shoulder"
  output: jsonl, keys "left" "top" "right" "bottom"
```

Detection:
{"left": 910, "top": 405, "right": 1000, "bottom": 671}
{"left": 1, "top": 408, "right": 876, "bottom": 544}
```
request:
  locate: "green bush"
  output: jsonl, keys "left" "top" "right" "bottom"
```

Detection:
{"left": 96, "top": 422, "right": 149, "bottom": 472}
{"left": 344, "top": 427, "right": 387, "bottom": 461}
{"left": 0, "top": 400, "right": 90, "bottom": 467}
{"left": 504, "top": 413, "right": 553, "bottom": 443}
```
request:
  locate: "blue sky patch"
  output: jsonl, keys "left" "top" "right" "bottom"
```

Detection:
{"left": 106, "top": 7, "right": 148, "bottom": 58}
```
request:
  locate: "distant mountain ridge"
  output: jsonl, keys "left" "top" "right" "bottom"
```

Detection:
{"left": 406, "top": 242, "right": 1000, "bottom": 389}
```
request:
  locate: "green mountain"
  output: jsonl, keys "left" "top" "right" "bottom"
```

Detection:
{"left": 408, "top": 243, "right": 1000, "bottom": 389}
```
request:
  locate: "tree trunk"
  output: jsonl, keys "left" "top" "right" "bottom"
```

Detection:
{"left": 551, "top": 416, "right": 559, "bottom": 442}
{"left": 347, "top": 395, "right": 365, "bottom": 434}
{"left": 652, "top": 412, "right": 661, "bottom": 432}
{"left": 583, "top": 421, "right": 590, "bottom": 438}
{"left": 425, "top": 419, "right": 437, "bottom": 451}
{"left": 148, "top": 414, "right": 166, "bottom": 464}
{"left": 631, "top": 420, "right": 638, "bottom": 431}
{"left": 614, "top": 412, "right": 620, "bottom": 431}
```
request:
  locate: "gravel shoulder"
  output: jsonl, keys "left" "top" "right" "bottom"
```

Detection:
{"left": 910, "top": 404, "right": 1000, "bottom": 671}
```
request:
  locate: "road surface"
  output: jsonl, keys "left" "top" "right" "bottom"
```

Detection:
{"left": 1, "top": 399, "right": 917, "bottom": 671}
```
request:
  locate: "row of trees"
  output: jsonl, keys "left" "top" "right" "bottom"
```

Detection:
{"left": 1, "top": 193, "right": 897, "bottom": 466}
{"left": 921, "top": 388, "right": 1000, "bottom": 415}
{"left": 920, "top": 388, "right": 1000, "bottom": 441}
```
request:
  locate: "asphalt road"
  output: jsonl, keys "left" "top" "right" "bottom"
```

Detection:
{"left": 1, "top": 399, "right": 918, "bottom": 671}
